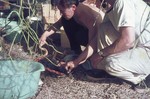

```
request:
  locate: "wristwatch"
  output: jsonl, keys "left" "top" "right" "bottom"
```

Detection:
{"left": 98, "top": 51, "right": 105, "bottom": 58}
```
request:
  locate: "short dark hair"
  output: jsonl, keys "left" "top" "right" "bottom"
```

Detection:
{"left": 57, "top": 0, "right": 79, "bottom": 8}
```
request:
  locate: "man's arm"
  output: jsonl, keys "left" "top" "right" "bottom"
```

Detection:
{"left": 101, "top": 26, "right": 136, "bottom": 56}
{"left": 90, "top": 26, "right": 136, "bottom": 67}
{"left": 64, "top": 35, "right": 97, "bottom": 73}
{"left": 39, "top": 18, "right": 62, "bottom": 46}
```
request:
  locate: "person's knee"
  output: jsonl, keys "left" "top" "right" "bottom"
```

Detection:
{"left": 105, "top": 64, "right": 115, "bottom": 75}
{"left": 104, "top": 58, "right": 121, "bottom": 76}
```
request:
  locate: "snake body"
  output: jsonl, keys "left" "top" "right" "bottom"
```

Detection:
{"left": 34, "top": 44, "right": 66, "bottom": 76}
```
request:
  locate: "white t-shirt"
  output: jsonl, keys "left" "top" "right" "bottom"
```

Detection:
{"left": 106, "top": 0, "right": 150, "bottom": 46}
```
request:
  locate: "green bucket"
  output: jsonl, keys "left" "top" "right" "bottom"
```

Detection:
{"left": 1, "top": 11, "right": 23, "bottom": 43}
{"left": 4, "top": 21, "right": 22, "bottom": 43}
{"left": 0, "top": 60, "right": 45, "bottom": 99}
{"left": 4, "top": 21, "right": 23, "bottom": 43}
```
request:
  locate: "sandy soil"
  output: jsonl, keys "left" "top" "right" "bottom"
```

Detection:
{"left": 31, "top": 67, "right": 150, "bottom": 99}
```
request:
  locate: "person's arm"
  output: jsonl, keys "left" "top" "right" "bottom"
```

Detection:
{"left": 90, "top": 26, "right": 136, "bottom": 67}
{"left": 64, "top": 11, "right": 103, "bottom": 72}
{"left": 101, "top": 26, "right": 135, "bottom": 57}
{"left": 39, "top": 18, "right": 62, "bottom": 46}
{"left": 64, "top": 34, "right": 97, "bottom": 73}
{"left": 68, "top": 18, "right": 99, "bottom": 64}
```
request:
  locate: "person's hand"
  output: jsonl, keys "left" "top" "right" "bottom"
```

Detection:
{"left": 59, "top": 61, "right": 77, "bottom": 73}
{"left": 39, "top": 33, "right": 47, "bottom": 47}
{"left": 65, "top": 61, "right": 77, "bottom": 73}
{"left": 90, "top": 53, "right": 104, "bottom": 68}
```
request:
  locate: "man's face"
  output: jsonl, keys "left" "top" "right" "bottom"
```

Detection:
{"left": 57, "top": 5, "right": 75, "bottom": 20}
{"left": 100, "top": 0, "right": 113, "bottom": 9}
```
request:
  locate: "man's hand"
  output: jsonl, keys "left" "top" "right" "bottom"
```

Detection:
{"left": 39, "top": 35, "right": 47, "bottom": 47}
{"left": 39, "top": 31, "right": 50, "bottom": 46}
{"left": 65, "top": 61, "right": 76, "bottom": 73}
{"left": 59, "top": 61, "right": 77, "bottom": 73}
{"left": 90, "top": 53, "right": 104, "bottom": 68}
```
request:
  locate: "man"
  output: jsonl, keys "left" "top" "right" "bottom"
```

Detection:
{"left": 64, "top": 0, "right": 150, "bottom": 92}
{"left": 39, "top": 0, "right": 104, "bottom": 54}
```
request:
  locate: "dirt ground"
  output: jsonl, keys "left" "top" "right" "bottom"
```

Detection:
{"left": 0, "top": 37, "right": 150, "bottom": 99}
{"left": 31, "top": 67, "right": 150, "bottom": 99}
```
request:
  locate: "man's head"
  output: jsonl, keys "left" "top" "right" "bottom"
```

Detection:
{"left": 99, "top": 0, "right": 115, "bottom": 10}
{"left": 57, "top": 0, "right": 79, "bottom": 20}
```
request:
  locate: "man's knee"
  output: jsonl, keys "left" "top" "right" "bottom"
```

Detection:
{"left": 105, "top": 63, "right": 115, "bottom": 75}
{"left": 104, "top": 57, "right": 122, "bottom": 76}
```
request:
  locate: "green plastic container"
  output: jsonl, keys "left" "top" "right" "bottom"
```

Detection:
{"left": 0, "top": 18, "right": 22, "bottom": 43}
{"left": 4, "top": 21, "right": 23, "bottom": 43}
{"left": 0, "top": 10, "right": 23, "bottom": 43}
{"left": 0, "top": 60, "right": 45, "bottom": 99}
